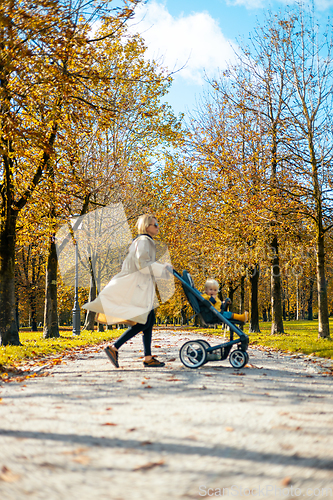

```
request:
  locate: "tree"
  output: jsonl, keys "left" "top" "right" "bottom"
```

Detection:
{"left": 0, "top": 0, "right": 141, "bottom": 344}
{"left": 277, "top": 7, "right": 333, "bottom": 338}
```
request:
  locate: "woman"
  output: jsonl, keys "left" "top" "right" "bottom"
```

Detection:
{"left": 83, "top": 214, "right": 172, "bottom": 368}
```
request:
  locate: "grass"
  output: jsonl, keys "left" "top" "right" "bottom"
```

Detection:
{"left": 193, "top": 319, "right": 333, "bottom": 359}
{"left": 0, "top": 328, "right": 124, "bottom": 370}
{"left": 1, "top": 319, "right": 332, "bottom": 371}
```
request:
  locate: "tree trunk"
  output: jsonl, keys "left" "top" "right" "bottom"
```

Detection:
{"left": 316, "top": 232, "right": 330, "bottom": 338}
{"left": 307, "top": 277, "right": 314, "bottom": 321}
{"left": 239, "top": 274, "right": 245, "bottom": 313}
{"left": 296, "top": 275, "right": 300, "bottom": 320}
{"left": 15, "top": 297, "right": 20, "bottom": 331}
{"left": 249, "top": 263, "right": 260, "bottom": 333}
{"left": 227, "top": 280, "right": 238, "bottom": 306}
{"left": 270, "top": 236, "right": 284, "bottom": 334}
{"left": 0, "top": 209, "right": 21, "bottom": 345}
{"left": 83, "top": 257, "right": 97, "bottom": 331}
{"left": 262, "top": 307, "right": 267, "bottom": 322}
{"left": 30, "top": 291, "right": 38, "bottom": 332}
{"left": 43, "top": 236, "right": 59, "bottom": 338}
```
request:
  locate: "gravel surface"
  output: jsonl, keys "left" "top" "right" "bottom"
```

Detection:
{"left": 0, "top": 329, "right": 332, "bottom": 500}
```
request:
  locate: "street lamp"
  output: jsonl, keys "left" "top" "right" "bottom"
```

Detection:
{"left": 71, "top": 217, "right": 82, "bottom": 336}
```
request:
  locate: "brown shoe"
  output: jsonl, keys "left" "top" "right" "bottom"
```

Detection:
{"left": 105, "top": 346, "right": 119, "bottom": 368}
{"left": 143, "top": 356, "right": 165, "bottom": 367}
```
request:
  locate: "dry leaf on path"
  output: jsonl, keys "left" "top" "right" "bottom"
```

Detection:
{"left": 72, "top": 455, "right": 90, "bottom": 465}
{"left": 225, "top": 427, "right": 234, "bottom": 432}
{"left": 0, "top": 466, "right": 20, "bottom": 482}
{"left": 133, "top": 460, "right": 164, "bottom": 471}
{"left": 101, "top": 422, "right": 117, "bottom": 426}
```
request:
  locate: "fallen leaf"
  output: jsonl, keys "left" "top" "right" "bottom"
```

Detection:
{"left": 280, "top": 444, "right": 293, "bottom": 450}
{"left": 61, "top": 447, "right": 88, "bottom": 455}
{"left": 72, "top": 455, "right": 90, "bottom": 465}
{"left": 144, "top": 385, "right": 152, "bottom": 389}
{"left": 101, "top": 423, "right": 117, "bottom": 426}
{"left": 225, "top": 427, "right": 234, "bottom": 432}
{"left": 133, "top": 460, "right": 164, "bottom": 471}
{"left": 281, "top": 477, "right": 292, "bottom": 487}
{"left": 0, "top": 466, "right": 20, "bottom": 482}
{"left": 140, "top": 440, "right": 152, "bottom": 446}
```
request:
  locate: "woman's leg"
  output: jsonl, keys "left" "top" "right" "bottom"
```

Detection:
{"left": 141, "top": 311, "right": 164, "bottom": 367}
{"left": 114, "top": 322, "right": 144, "bottom": 350}
{"left": 142, "top": 310, "right": 155, "bottom": 357}
{"left": 105, "top": 321, "right": 145, "bottom": 368}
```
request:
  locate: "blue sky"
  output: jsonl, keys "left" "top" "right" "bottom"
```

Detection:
{"left": 128, "top": 0, "right": 333, "bottom": 118}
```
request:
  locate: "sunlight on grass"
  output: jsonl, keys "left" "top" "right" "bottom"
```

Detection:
{"left": 0, "top": 328, "right": 124, "bottom": 369}
{"left": 249, "top": 320, "right": 333, "bottom": 359}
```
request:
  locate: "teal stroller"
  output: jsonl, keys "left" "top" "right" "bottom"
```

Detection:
{"left": 174, "top": 270, "right": 249, "bottom": 369}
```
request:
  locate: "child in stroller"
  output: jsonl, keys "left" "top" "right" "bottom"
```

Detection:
{"left": 202, "top": 278, "right": 249, "bottom": 323}
{"left": 173, "top": 270, "right": 250, "bottom": 369}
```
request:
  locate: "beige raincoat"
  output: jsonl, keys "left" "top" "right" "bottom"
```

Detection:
{"left": 82, "top": 235, "right": 170, "bottom": 325}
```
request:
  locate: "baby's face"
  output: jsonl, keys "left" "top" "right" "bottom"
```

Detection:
{"left": 205, "top": 286, "right": 218, "bottom": 297}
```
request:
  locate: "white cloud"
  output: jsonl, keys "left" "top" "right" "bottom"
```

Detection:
{"left": 128, "top": 2, "right": 237, "bottom": 85}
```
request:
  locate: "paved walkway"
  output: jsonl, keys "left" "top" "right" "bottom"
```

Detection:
{"left": 0, "top": 330, "right": 332, "bottom": 500}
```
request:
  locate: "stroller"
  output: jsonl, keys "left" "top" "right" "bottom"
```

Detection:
{"left": 173, "top": 270, "right": 249, "bottom": 369}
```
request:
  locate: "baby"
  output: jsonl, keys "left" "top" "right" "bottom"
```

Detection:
{"left": 202, "top": 279, "right": 249, "bottom": 323}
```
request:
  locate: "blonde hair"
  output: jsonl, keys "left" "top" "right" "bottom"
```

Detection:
{"left": 204, "top": 278, "right": 219, "bottom": 291}
{"left": 136, "top": 214, "right": 156, "bottom": 234}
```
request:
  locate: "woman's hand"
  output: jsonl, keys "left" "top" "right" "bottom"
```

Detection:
{"left": 165, "top": 264, "right": 174, "bottom": 274}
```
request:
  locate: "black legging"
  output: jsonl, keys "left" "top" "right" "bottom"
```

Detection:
{"left": 114, "top": 310, "right": 155, "bottom": 356}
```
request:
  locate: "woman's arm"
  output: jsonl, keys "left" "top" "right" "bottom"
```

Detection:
{"left": 134, "top": 238, "right": 169, "bottom": 278}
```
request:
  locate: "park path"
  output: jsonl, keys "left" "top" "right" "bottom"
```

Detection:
{"left": 0, "top": 329, "right": 332, "bottom": 500}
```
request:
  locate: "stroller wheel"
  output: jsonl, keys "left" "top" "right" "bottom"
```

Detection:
{"left": 229, "top": 349, "right": 248, "bottom": 369}
{"left": 197, "top": 340, "right": 211, "bottom": 364}
{"left": 179, "top": 340, "right": 207, "bottom": 369}
{"left": 197, "top": 340, "right": 210, "bottom": 349}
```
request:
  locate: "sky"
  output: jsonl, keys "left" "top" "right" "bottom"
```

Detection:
{"left": 127, "top": 0, "right": 333, "bottom": 118}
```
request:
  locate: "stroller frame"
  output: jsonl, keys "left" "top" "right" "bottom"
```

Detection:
{"left": 173, "top": 270, "right": 249, "bottom": 369}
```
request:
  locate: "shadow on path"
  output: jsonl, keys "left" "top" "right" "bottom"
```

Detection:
{"left": 0, "top": 428, "right": 332, "bottom": 471}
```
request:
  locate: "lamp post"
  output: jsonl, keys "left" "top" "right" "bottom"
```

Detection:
{"left": 71, "top": 217, "right": 82, "bottom": 336}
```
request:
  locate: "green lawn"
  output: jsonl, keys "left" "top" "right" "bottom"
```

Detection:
{"left": 0, "top": 328, "right": 124, "bottom": 371}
